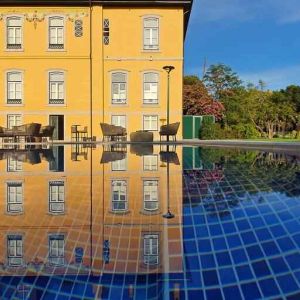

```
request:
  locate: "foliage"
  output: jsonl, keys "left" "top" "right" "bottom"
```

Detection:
{"left": 203, "top": 64, "right": 243, "bottom": 100}
{"left": 183, "top": 79, "right": 225, "bottom": 121}
{"left": 183, "top": 75, "right": 201, "bottom": 85}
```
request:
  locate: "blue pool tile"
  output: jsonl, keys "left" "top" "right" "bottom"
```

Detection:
{"left": 249, "top": 216, "right": 265, "bottom": 228}
{"left": 255, "top": 228, "right": 272, "bottom": 242}
{"left": 200, "top": 254, "right": 216, "bottom": 269}
{"left": 276, "top": 237, "right": 296, "bottom": 251}
{"left": 241, "top": 282, "right": 262, "bottom": 300}
{"left": 197, "top": 239, "right": 212, "bottom": 253}
{"left": 264, "top": 214, "right": 280, "bottom": 225}
{"left": 223, "top": 286, "right": 243, "bottom": 300}
{"left": 277, "top": 274, "right": 299, "bottom": 294}
{"left": 212, "top": 237, "right": 228, "bottom": 251}
{"left": 185, "top": 256, "right": 200, "bottom": 270}
{"left": 236, "top": 265, "right": 254, "bottom": 281}
{"left": 209, "top": 224, "right": 223, "bottom": 236}
{"left": 251, "top": 260, "right": 271, "bottom": 277}
{"left": 293, "top": 233, "right": 300, "bottom": 247}
{"left": 285, "top": 220, "right": 300, "bottom": 234}
{"left": 245, "top": 206, "right": 259, "bottom": 216}
{"left": 269, "top": 257, "right": 289, "bottom": 274}
{"left": 261, "top": 241, "right": 280, "bottom": 256}
{"left": 226, "top": 234, "right": 242, "bottom": 248}
{"left": 241, "top": 231, "right": 257, "bottom": 244}
{"left": 287, "top": 292, "right": 300, "bottom": 300}
{"left": 195, "top": 226, "right": 209, "bottom": 237}
{"left": 231, "top": 248, "right": 248, "bottom": 264}
{"left": 269, "top": 224, "right": 287, "bottom": 237}
{"left": 184, "top": 241, "right": 197, "bottom": 253}
{"left": 278, "top": 210, "right": 293, "bottom": 221}
{"left": 202, "top": 270, "right": 219, "bottom": 286}
{"left": 236, "top": 219, "right": 251, "bottom": 231}
{"left": 222, "top": 222, "right": 237, "bottom": 234}
{"left": 258, "top": 278, "right": 280, "bottom": 297}
{"left": 246, "top": 245, "right": 264, "bottom": 260}
{"left": 188, "top": 290, "right": 204, "bottom": 300}
{"left": 206, "top": 288, "right": 223, "bottom": 300}
{"left": 285, "top": 253, "right": 300, "bottom": 270}
{"left": 218, "top": 267, "right": 236, "bottom": 284}
{"left": 216, "top": 252, "right": 232, "bottom": 266}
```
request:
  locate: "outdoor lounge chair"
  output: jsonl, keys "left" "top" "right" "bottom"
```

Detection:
{"left": 159, "top": 122, "right": 180, "bottom": 141}
{"left": 130, "top": 130, "right": 153, "bottom": 142}
{"left": 100, "top": 123, "right": 127, "bottom": 141}
{"left": 12, "top": 123, "right": 41, "bottom": 142}
{"left": 37, "top": 125, "right": 55, "bottom": 142}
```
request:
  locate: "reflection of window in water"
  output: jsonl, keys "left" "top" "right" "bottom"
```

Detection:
{"left": 111, "top": 180, "right": 127, "bottom": 211}
{"left": 49, "top": 234, "right": 65, "bottom": 266}
{"left": 143, "top": 180, "right": 159, "bottom": 211}
{"left": 143, "top": 234, "right": 159, "bottom": 265}
{"left": 49, "top": 146, "right": 64, "bottom": 172}
{"left": 111, "top": 158, "right": 127, "bottom": 171}
{"left": 49, "top": 181, "right": 65, "bottom": 213}
{"left": 7, "top": 235, "right": 23, "bottom": 266}
{"left": 143, "top": 155, "right": 158, "bottom": 171}
{"left": 7, "top": 157, "right": 22, "bottom": 172}
{"left": 7, "top": 182, "right": 23, "bottom": 213}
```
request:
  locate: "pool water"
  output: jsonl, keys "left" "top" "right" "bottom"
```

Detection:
{"left": 0, "top": 144, "right": 299, "bottom": 300}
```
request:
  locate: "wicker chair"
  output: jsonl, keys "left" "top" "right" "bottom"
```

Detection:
{"left": 159, "top": 122, "right": 180, "bottom": 141}
{"left": 13, "top": 123, "right": 41, "bottom": 142}
{"left": 100, "top": 123, "right": 127, "bottom": 141}
{"left": 37, "top": 125, "right": 55, "bottom": 142}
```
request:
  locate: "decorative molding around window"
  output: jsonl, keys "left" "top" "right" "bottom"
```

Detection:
{"left": 143, "top": 234, "right": 159, "bottom": 265}
{"left": 6, "top": 16, "right": 22, "bottom": 49}
{"left": 48, "top": 71, "right": 65, "bottom": 104}
{"left": 143, "top": 17, "right": 159, "bottom": 50}
{"left": 74, "top": 19, "right": 83, "bottom": 37}
{"left": 48, "top": 234, "right": 65, "bottom": 266}
{"left": 111, "top": 180, "right": 128, "bottom": 212}
{"left": 7, "top": 235, "right": 23, "bottom": 267}
{"left": 143, "top": 115, "right": 158, "bottom": 131}
{"left": 143, "top": 155, "right": 158, "bottom": 171}
{"left": 103, "top": 18, "right": 109, "bottom": 45}
{"left": 111, "top": 72, "right": 127, "bottom": 104}
{"left": 143, "top": 72, "right": 159, "bottom": 104}
{"left": 7, "top": 182, "right": 23, "bottom": 214}
{"left": 49, "top": 181, "right": 65, "bottom": 214}
{"left": 6, "top": 71, "right": 23, "bottom": 105}
{"left": 48, "top": 16, "right": 64, "bottom": 49}
{"left": 143, "top": 180, "right": 159, "bottom": 211}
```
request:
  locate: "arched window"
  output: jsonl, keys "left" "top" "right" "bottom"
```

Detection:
{"left": 143, "top": 72, "right": 159, "bottom": 104}
{"left": 143, "top": 17, "right": 159, "bottom": 50}
{"left": 6, "top": 17, "right": 22, "bottom": 49}
{"left": 49, "top": 17, "right": 64, "bottom": 49}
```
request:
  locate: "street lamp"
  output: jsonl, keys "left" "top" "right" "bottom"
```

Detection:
{"left": 162, "top": 66, "right": 175, "bottom": 133}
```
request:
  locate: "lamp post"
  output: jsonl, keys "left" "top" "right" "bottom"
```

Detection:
{"left": 163, "top": 66, "right": 175, "bottom": 141}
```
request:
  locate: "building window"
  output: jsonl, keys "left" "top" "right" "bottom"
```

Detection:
{"left": 49, "top": 234, "right": 65, "bottom": 266}
{"left": 49, "top": 17, "right": 64, "bottom": 49}
{"left": 49, "top": 72, "right": 64, "bottom": 104}
{"left": 49, "top": 181, "right": 65, "bottom": 213}
{"left": 111, "top": 180, "right": 127, "bottom": 211}
{"left": 143, "top": 180, "right": 158, "bottom": 211}
{"left": 103, "top": 19, "right": 109, "bottom": 45}
{"left": 143, "top": 234, "right": 159, "bottom": 265}
{"left": 143, "top": 73, "right": 158, "bottom": 104}
{"left": 111, "top": 115, "right": 126, "bottom": 128}
{"left": 143, "top": 155, "right": 158, "bottom": 171}
{"left": 143, "top": 115, "right": 158, "bottom": 131}
{"left": 111, "top": 159, "right": 127, "bottom": 171}
{"left": 6, "top": 17, "right": 22, "bottom": 49}
{"left": 7, "top": 182, "right": 23, "bottom": 214}
{"left": 74, "top": 19, "right": 83, "bottom": 37}
{"left": 143, "top": 17, "right": 159, "bottom": 50}
{"left": 7, "top": 114, "right": 22, "bottom": 129}
{"left": 7, "top": 235, "right": 23, "bottom": 266}
{"left": 7, "top": 157, "right": 22, "bottom": 172}
{"left": 7, "top": 72, "right": 22, "bottom": 104}
{"left": 111, "top": 72, "right": 127, "bottom": 104}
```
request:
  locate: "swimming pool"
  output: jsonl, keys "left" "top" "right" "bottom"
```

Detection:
{"left": 0, "top": 144, "right": 299, "bottom": 299}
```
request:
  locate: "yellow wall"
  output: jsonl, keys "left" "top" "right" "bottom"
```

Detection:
{"left": 0, "top": 6, "right": 184, "bottom": 140}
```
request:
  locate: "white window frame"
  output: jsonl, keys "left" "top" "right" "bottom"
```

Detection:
{"left": 143, "top": 155, "right": 158, "bottom": 171}
{"left": 7, "top": 157, "right": 23, "bottom": 172}
{"left": 111, "top": 115, "right": 126, "bottom": 128}
{"left": 6, "top": 16, "right": 23, "bottom": 50}
{"left": 111, "top": 158, "right": 127, "bottom": 171}
{"left": 6, "top": 182, "right": 23, "bottom": 214}
{"left": 143, "top": 234, "right": 159, "bottom": 265}
{"left": 111, "top": 180, "right": 128, "bottom": 212}
{"left": 143, "top": 72, "right": 159, "bottom": 104}
{"left": 7, "top": 235, "right": 23, "bottom": 267}
{"left": 111, "top": 72, "right": 127, "bottom": 104}
{"left": 143, "top": 17, "right": 159, "bottom": 50}
{"left": 7, "top": 114, "right": 22, "bottom": 129}
{"left": 143, "top": 180, "right": 159, "bottom": 211}
{"left": 48, "top": 234, "right": 65, "bottom": 266}
{"left": 48, "top": 16, "right": 65, "bottom": 50}
{"left": 143, "top": 115, "right": 158, "bottom": 131}
{"left": 6, "top": 71, "right": 23, "bottom": 105}
{"left": 48, "top": 71, "right": 65, "bottom": 104}
{"left": 49, "top": 181, "right": 65, "bottom": 214}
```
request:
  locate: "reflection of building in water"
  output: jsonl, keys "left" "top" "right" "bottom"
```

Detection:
{"left": 0, "top": 145, "right": 183, "bottom": 298}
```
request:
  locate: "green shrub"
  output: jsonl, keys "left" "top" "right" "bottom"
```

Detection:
{"left": 232, "top": 124, "right": 260, "bottom": 139}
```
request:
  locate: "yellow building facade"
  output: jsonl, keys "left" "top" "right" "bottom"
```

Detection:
{"left": 0, "top": 0, "right": 192, "bottom": 141}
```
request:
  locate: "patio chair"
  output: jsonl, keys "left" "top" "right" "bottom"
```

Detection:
{"left": 159, "top": 122, "right": 180, "bottom": 141}
{"left": 37, "top": 125, "right": 55, "bottom": 142}
{"left": 13, "top": 123, "right": 41, "bottom": 142}
{"left": 100, "top": 123, "right": 127, "bottom": 141}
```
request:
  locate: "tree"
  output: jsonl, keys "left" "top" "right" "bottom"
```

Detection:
{"left": 183, "top": 78, "right": 225, "bottom": 121}
{"left": 183, "top": 75, "right": 201, "bottom": 85}
{"left": 203, "top": 64, "right": 243, "bottom": 99}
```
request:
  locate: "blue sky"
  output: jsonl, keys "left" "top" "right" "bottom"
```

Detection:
{"left": 184, "top": 0, "right": 300, "bottom": 90}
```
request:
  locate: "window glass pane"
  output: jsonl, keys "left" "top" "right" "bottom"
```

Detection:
{"left": 7, "top": 17, "right": 22, "bottom": 27}
{"left": 50, "top": 72, "right": 64, "bottom": 81}
{"left": 112, "top": 73, "right": 126, "bottom": 83}
{"left": 50, "top": 17, "right": 64, "bottom": 27}
{"left": 8, "top": 72, "right": 21, "bottom": 81}
{"left": 144, "top": 18, "right": 158, "bottom": 28}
